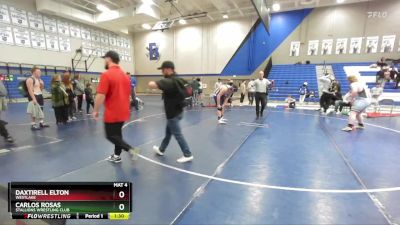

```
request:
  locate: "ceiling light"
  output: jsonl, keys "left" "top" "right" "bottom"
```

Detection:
{"left": 222, "top": 14, "right": 229, "bottom": 19}
{"left": 272, "top": 3, "right": 280, "bottom": 12}
{"left": 142, "top": 0, "right": 153, "bottom": 5}
{"left": 179, "top": 19, "right": 187, "bottom": 25}
{"left": 142, "top": 23, "right": 152, "bottom": 30}
{"left": 336, "top": 0, "right": 345, "bottom": 3}
{"left": 96, "top": 4, "right": 110, "bottom": 12}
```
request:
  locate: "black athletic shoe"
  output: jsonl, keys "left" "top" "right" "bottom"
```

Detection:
{"left": 107, "top": 155, "right": 122, "bottom": 163}
{"left": 31, "top": 125, "right": 41, "bottom": 131}
{"left": 40, "top": 123, "right": 50, "bottom": 128}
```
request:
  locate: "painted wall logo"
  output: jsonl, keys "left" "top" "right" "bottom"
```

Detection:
{"left": 146, "top": 43, "right": 160, "bottom": 61}
{"left": 367, "top": 11, "right": 388, "bottom": 19}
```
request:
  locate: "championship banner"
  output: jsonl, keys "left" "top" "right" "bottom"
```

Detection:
{"left": 0, "top": 4, "right": 10, "bottom": 24}
{"left": 307, "top": 40, "right": 319, "bottom": 56}
{"left": 335, "top": 38, "right": 348, "bottom": 55}
{"left": 365, "top": 36, "right": 379, "bottom": 54}
{"left": 100, "top": 32, "right": 109, "bottom": 45}
{"left": 109, "top": 34, "right": 117, "bottom": 46}
{"left": 13, "top": 27, "right": 30, "bottom": 47}
{"left": 92, "top": 43, "right": 102, "bottom": 57}
{"left": 349, "top": 37, "right": 362, "bottom": 54}
{"left": 123, "top": 38, "right": 131, "bottom": 49}
{"left": 30, "top": 31, "right": 46, "bottom": 49}
{"left": 91, "top": 30, "right": 100, "bottom": 43}
{"left": 43, "top": 16, "right": 57, "bottom": 33}
{"left": 57, "top": 20, "right": 70, "bottom": 36}
{"left": 28, "top": 12, "right": 44, "bottom": 31}
{"left": 59, "top": 36, "right": 71, "bottom": 52}
{"left": 9, "top": 7, "right": 28, "bottom": 27}
{"left": 0, "top": 24, "right": 13, "bottom": 45}
{"left": 381, "top": 35, "right": 396, "bottom": 53}
{"left": 81, "top": 27, "right": 91, "bottom": 40}
{"left": 69, "top": 24, "right": 81, "bottom": 39}
{"left": 321, "top": 39, "right": 333, "bottom": 55}
{"left": 101, "top": 47, "right": 109, "bottom": 57}
{"left": 82, "top": 40, "right": 92, "bottom": 56}
{"left": 116, "top": 36, "right": 124, "bottom": 48}
{"left": 45, "top": 34, "right": 59, "bottom": 51}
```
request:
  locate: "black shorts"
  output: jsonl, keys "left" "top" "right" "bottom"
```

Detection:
{"left": 214, "top": 95, "right": 226, "bottom": 106}
{"left": 29, "top": 94, "right": 44, "bottom": 107}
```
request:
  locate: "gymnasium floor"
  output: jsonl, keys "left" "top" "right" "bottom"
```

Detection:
{"left": 0, "top": 96, "right": 399, "bottom": 225}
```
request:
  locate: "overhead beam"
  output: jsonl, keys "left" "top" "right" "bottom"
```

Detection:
{"left": 68, "top": 1, "right": 97, "bottom": 13}
{"left": 229, "top": 0, "right": 244, "bottom": 16}
{"left": 190, "top": 0, "right": 214, "bottom": 21}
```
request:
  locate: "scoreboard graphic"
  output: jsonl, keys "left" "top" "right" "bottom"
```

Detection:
{"left": 8, "top": 182, "right": 132, "bottom": 220}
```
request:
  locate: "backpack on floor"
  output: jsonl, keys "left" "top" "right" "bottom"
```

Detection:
{"left": 18, "top": 77, "right": 35, "bottom": 98}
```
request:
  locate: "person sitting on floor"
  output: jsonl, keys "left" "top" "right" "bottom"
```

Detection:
{"left": 285, "top": 95, "right": 296, "bottom": 109}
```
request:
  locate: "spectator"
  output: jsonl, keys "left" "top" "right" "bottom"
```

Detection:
{"left": 214, "top": 78, "right": 222, "bottom": 91}
{"left": 318, "top": 74, "right": 334, "bottom": 113}
{"left": 84, "top": 83, "right": 94, "bottom": 114}
{"left": 197, "top": 78, "right": 203, "bottom": 106}
{"left": 191, "top": 78, "right": 201, "bottom": 106}
{"left": 63, "top": 72, "right": 77, "bottom": 121}
{"left": 326, "top": 80, "right": 342, "bottom": 114}
{"left": 128, "top": 72, "right": 138, "bottom": 110}
{"left": 72, "top": 73, "right": 84, "bottom": 113}
{"left": 299, "top": 82, "right": 309, "bottom": 104}
{"left": 0, "top": 78, "right": 14, "bottom": 143}
{"left": 51, "top": 74, "right": 69, "bottom": 125}
{"left": 247, "top": 79, "right": 255, "bottom": 106}
{"left": 285, "top": 95, "right": 296, "bottom": 109}
{"left": 239, "top": 81, "right": 247, "bottom": 106}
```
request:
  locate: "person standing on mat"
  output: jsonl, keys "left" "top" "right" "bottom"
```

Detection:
{"left": 72, "top": 73, "right": 84, "bottom": 113}
{"left": 213, "top": 81, "right": 236, "bottom": 124}
{"left": 26, "top": 66, "right": 50, "bottom": 130}
{"left": 253, "top": 71, "right": 271, "bottom": 119}
{"left": 84, "top": 83, "right": 94, "bottom": 114}
{"left": 342, "top": 75, "right": 371, "bottom": 132}
{"left": 148, "top": 61, "right": 193, "bottom": 163}
{"left": 239, "top": 81, "right": 247, "bottom": 106}
{"left": 93, "top": 50, "right": 139, "bottom": 163}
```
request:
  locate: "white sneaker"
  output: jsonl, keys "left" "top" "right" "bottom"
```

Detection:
{"left": 220, "top": 117, "right": 228, "bottom": 122}
{"left": 72, "top": 116, "right": 77, "bottom": 120}
{"left": 341, "top": 126, "right": 354, "bottom": 132}
{"left": 336, "top": 111, "right": 341, "bottom": 115}
{"left": 355, "top": 125, "right": 365, "bottom": 129}
{"left": 153, "top": 146, "right": 164, "bottom": 156}
{"left": 177, "top": 156, "right": 194, "bottom": 163}
{"left": 218, "top": 119, "right": 227, "bottom": 124}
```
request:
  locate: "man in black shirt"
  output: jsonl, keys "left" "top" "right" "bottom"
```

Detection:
{"left": 148, "top": 61, "right": 193, "bottom": 163}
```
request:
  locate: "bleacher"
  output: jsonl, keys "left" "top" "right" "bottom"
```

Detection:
{"left": 268, "top": 64, "right": 319, "bottom": 102}
{"left": 331, "top": 62, "right": 400, "bottom": 103}
{"left": 0, "top": 65, "right": 100, "bottom": 99}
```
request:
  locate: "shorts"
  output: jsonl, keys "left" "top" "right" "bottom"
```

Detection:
{"left": 0, "top": 97, "right": 7, "bottom": 111}
{"left": 351, "top": 97, "right": 370, "bottom": 113}
{"left": 214, "top": 95, "right": 226, "bottom": 106}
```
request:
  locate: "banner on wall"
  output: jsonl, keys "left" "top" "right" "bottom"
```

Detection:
{"left": 0, "top": 4, "right": 10, "bottom": 24}
{"left": 335, "top": 38, "right": 347, "bottom": 55}
{"left": 116, "top": 37, "right": 124, "bottom": 48}
{"left": 365, "top": 36, "right": 379, "bottom": 53}
{"left": 289, "top": 41, "right": 300, "bottom": 57}
{"left": 381, "top": 35, "right": 396, "bottom": 53}
{"left": 109, "top": 34, "right": 117, "bottom": 46}
{"left": 123, "top": 38, "right": 130, "bottom": 49}
{"left": 59, "top": 36, "right": 71, "bottom": 52}
{"left": 307, "top": 40, "right": 319, "bottom": 56}
{"left": 28, "top": 12, "right": 44, "bottom": 31}
{"left": 82, "top": 40, "right": 92, "bottom": 56}
{"left": 0, "top": 24, "right": 13, "bottom": 45}
{"left": 81, "top": 27, "right": 91, "bottom": 40}
{"left": 91, "top": 30, "right": 100, "bottom": 42}
{"left": 57, "top": 20, "right": 70, "bottom": 36}
{"left": 43, "top": 16, "right": 57, "bottom": 33}
{"left": 92, "top": 42, "right": 102, "bottom": 57}
{"left": 9, "top": 7, "right": 28, "bottom": 27}
{"left": 100, "top": 32, "right": 109, "bottom": 45}
{"left": 321, "top": 39, "right": 333, "bottom": 55}
{"left": 45, "top": 34, "right": 59, "bottom": 51}
{"left": 69, "top": 24, "right": 81, "bottom": 38}
{"left": 349, "top": 37, "right": 362, "bottom": 54}
{"left": 30, "top": 31, "right": 46, "bottom": 49}
{"left": 13, "top": 27, "right": 30, "bottom": 47}
{"left": 101, "top": 47, "right": 109, "bottom": 57}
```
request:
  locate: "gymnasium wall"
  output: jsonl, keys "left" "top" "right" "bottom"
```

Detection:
{"left": 133, "top": 18, "right": 256, "bottom": 76}
{"left": 0, "top": 0, "right": 135, "bottom": 73}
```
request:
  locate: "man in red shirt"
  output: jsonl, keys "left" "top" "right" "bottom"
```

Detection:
{"left": 93, "top": 51, "right": 139, "bottom": 163}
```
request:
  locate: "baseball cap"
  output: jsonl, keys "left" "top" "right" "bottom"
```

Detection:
{"left": 101, "top": 50, "right": 120, "bottom": 64}
{"left": 158, "top": 61, "right": 175, "bottom": 70}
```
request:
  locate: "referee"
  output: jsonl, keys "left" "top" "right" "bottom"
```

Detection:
{"left": 253, "top": 71, "right": 271, "bottom": 119}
